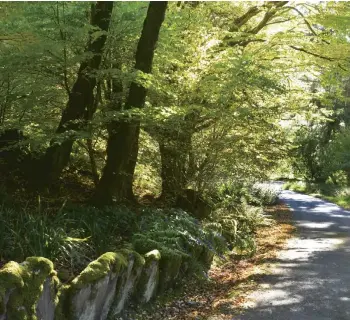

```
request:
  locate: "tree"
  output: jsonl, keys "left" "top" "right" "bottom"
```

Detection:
{"left": 94, "top": 2, "right": 168, "bottom": 204}
{"left": 40, "top": 1, "right": 114, "bottom": 185}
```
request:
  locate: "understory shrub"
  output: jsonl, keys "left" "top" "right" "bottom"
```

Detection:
{"left": 249, "top": 183, "right": 280, "bottom": 206}
{"left": 206, "top": 181, "right": 277, "bottom": 254}
{"left": 0, "top": 184, "right": 278, "bottom": 281}
{"left": 283, "top": 181, "right": 338, "bottom": 196}
{"left": 132, "top": 208, "right": 226, "bottom": 276}
{"left": 215, "top": 181, "right": 280, "bottom": 207}
{"left": 283, "top": 180, "right": 350, "bottom": 208}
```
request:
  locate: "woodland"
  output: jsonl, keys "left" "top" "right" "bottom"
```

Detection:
{"left": 1, "top": 0, "right": 350, "bottom": 301}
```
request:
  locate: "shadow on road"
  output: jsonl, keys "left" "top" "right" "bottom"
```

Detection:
{"left": 236, "top": 190, "right": 350, "bottom": 320}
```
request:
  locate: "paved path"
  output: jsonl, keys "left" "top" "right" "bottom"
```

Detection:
{"left": 237, "top": 188, "right": 350, "bottom": 320}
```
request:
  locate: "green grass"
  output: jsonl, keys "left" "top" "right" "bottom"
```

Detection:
{"left": 0, "top": 183, "right": 280, "bottom": 280}
{"left": 283, "top": 181, "right": 350, "bottom": 209}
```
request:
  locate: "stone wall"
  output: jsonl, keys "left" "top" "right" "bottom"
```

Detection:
{"left": 0, "top": 246, "right": 187, "bottom": 320}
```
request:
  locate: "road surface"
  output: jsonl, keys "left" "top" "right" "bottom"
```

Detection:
{"left": 237, "top": 188, "right": 350, "bottom": 320}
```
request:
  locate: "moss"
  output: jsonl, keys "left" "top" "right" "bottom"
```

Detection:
{"left": 71, "top": 252, "right": 127, "bottom": 290}
{"left": 133, "top": 235, "right": 188, "bottom": 260}
{"left": 135, "top": 250, "right": 161, "bottom": 303}
{"left": 158, "top": 249, "right": 183, "bottom": 293}
{"left": 144, "top": 250, "right": 161, "bottom": 261}
{"left": 63, "top": 252, "right": 130, "bottom": 320}
{"left": 54, "top": 284, "right": 71, "bottom": 320}
{"left": 119, "top": 249, "right": 145, "bottom": 268}
{"left": 0, "top": 262, "right": 23, "bottom": 314}
{"left": 0, "top": 257, "right": 57, "bottom": 320}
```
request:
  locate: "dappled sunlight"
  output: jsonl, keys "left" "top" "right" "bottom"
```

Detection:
{"left": 238, "top": 189, "right": 350, "bottom": 319}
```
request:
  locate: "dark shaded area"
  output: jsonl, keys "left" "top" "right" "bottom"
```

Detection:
{"left": 175, "top": 189, "right": 212, "bottom": 220}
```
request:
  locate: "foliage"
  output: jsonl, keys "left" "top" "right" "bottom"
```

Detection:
{"left": 2, "top": 1, "right": 350, "bottom": 289}
{"left": 283, "top": 180, "right": 350, "bottom": 209}
{"left": 206, "top": 202, "right": 272, "bottom": 255}
{"left": 250, "top": 184, "right": 280, "bottom": 206}
{"left": 132, "top": 208, "right": 226, "bottom": 275}
{"left": 214, "top": 181, "right": 280, "bottom": 207}
{"left": 0, "top": 205, "right": 138, "bottom": 274}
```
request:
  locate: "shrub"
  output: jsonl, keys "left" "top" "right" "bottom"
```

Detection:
{"left": 249, "top": 183, "right": 280, "bottom": 206}
{"left": 0, "top": 205, "right": 139, "bottom": 275}
{"left": 132, "top": 208, "right": 226, "bottom": 274}
{"left": 0, "top": 207, "right": 92, "bottom": 273}
{"left": 214, "top": 181, "right": 280, "bottom": 207}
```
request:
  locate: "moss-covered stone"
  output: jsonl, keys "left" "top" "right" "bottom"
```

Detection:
{"left": 158, "top": 249, "right": 183, "bottom": 293}
{"left": 0, "top": 257, "right": 58, "bottom": 320}
{"left": 135, "top": 250, "right": 161, "bottom": 303}
{"left": 144, "top": 250, "right": 161, "bottom": 261}
{"left": 110, "top": 249, "right": 145, "bottom": 316}
{"left": 67, "top": 252, "right": 129, "bottom": 320}
{"left": 71, "top": 252, "right": 127, "bottom": 290}
{"left": 54, "top": 284, "right": 70, "bottom": 320}
{"left": 133, "top": 234, "right": 189, "bottom": 292}
{"left": 119, "top": 249, "right": 145, "bottom": 269}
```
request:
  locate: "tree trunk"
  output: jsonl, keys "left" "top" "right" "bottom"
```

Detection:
{"left": 40, "top": 2, "right": 113, "bottom": 185}
{"left": 158, "top": 141, "right": 188, "bottom": 204}
{"left": 94, "top": 2, "right": 168, "bottom": 205}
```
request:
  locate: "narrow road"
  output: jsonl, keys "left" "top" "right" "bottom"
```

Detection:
{"left": 237, "top": 188, "right": 350, "bottom": 320}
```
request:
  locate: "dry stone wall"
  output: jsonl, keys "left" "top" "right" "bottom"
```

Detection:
{"left": 0, "top": 247, "right": 180, "bottom": 320}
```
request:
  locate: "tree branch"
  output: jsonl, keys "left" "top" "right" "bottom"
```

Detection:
{"left": 284, "top": 6, "right": 330, "bottom": 44}
{"left": 225, "top": 2, "right": 288, "bottom": 47}
{"left": 248, "top": 1, "right": 288, "bottom": 34}
{"left": 289, "top": 45, "right": 334, "bottom": 61}
{"left": 230, "top": 6, "right": 261, "bottom": 31}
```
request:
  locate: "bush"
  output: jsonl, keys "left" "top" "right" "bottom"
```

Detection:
{"left": 0, "top": 207, "right": 92, "bottom": 273}
{"left": 132, "top": 208, "right": 226, "bottom": 274}
{"left": 214, "top": 181, "right": 280, "bottom": 207}
{"left": 283, "top": 181, "right": 338, "bottom": 196}
{"left": 249, "top": 183, "right": 280, "bottom": 206}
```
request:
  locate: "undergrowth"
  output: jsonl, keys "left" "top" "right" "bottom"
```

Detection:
{"left": 0, "top": 182, "right": 280, "bottom": 281}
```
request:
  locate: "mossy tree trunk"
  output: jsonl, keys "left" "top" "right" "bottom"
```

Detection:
{"left": 94, "top": 2, "right": 168, "bottom": 205}
{"left": 40, "top": 2, "right": 113, "bottom": 186}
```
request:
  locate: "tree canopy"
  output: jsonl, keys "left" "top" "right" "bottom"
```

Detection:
{"left": 1, "top": 1, "right": 350, "bottom": 205}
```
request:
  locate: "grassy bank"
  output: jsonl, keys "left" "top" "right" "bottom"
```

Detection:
{"left": 283, "top": 181, "right": 350, "bottom": 209}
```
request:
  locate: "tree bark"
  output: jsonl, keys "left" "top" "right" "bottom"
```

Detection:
{"left": 94, "top": 2, "right": 168, "bottom": 204}
{"left": 40, "top": 2, "right": 113, "bottom": 185}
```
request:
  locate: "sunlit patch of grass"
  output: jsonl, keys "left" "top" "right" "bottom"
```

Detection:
{"left": 284, "top": 181, "right": 350, "bottom": 210}
{"left": 322, "top": 194, "right": 350, "bottom": 210}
